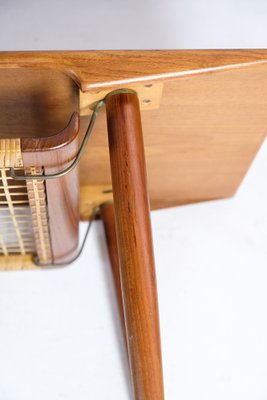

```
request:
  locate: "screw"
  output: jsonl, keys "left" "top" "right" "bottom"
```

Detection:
{"left": 142, "top": 99, "right": 151, "bottom": 105}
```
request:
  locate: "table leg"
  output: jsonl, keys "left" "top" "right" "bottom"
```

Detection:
{"left": 106, "top": 91, "right": 164, "bottom": 400}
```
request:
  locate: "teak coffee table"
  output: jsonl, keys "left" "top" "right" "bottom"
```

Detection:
{"left": 1, "top": 50, "right": 267, "bottom": 399}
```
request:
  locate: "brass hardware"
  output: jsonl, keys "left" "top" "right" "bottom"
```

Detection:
{"left": 10, "top": 89, "right": 137, "bottom": 181}
{"left": 80, "top": 185, "right": 113, "bottom": 221}
{"left": 79, "top": 83, "right": 163, "bottom": 116}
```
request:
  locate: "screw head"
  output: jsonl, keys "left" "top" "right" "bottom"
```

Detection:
{"left": 142, "top": 99, "right": 151, "bottom": 105}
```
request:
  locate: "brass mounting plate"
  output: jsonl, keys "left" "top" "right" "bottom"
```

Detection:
{"left": 79, "top": 83, "right": 163, "bottom": 116}
{"left": 80, "top": 185, "right": 113, "bottom": 220}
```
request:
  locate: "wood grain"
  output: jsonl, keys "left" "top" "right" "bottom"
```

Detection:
{"left": 0, "top": 68, "right": 78, "bottom": 137}
{"left": 22, "top": 113, "right": 80, "bottom": 263}
{"left": 1, "top": 51, "right": 267, "bottom": 217}
{"left": 100, "top": 202, "right": 128, "bottom": 354}
{"left": 1, "top": 50, "right": 267, "bottom": 91}
{"left": 79, "top": 64, "right": 267, "bottom": 216}
{"left": 106, "top": 92, "right": 164, "bottom": 400}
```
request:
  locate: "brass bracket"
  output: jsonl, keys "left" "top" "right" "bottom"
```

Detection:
{"left": 80, "top": 185, "right": 113, "bottom": 221}
{"left": 80, "top": 83, "right": 163, "bottom": 115}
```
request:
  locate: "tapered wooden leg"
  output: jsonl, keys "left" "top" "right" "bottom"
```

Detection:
{"left": 106, "top": 92, "right": 164, "bottom": 400}
{"left": 100, "top": 202, "right": 128, "bottom": 351}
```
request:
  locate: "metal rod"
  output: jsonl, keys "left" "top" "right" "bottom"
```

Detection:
{"left": 10, "top": 89, "right": 136, "bottom": 181}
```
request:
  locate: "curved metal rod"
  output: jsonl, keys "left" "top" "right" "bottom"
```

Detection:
{"left": 10, "top": 99, "right": 105, "bottom": 181}
{"left": 33, "top": 207, "right": 99, "bottom": 267}
{"left": 10, "top": 88, "right": 137, "bottom": 181}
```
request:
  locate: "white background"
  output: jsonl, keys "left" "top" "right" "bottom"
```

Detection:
{"left": 0, "top": 1, "right": 267, "bottom": 399}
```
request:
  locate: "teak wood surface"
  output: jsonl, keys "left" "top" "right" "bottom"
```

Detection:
{"left": 21, "top": 113, "right": 80, "bottom": 262}
{"left": 100, "top": 202, "right": 128, "bottom": 353}
{"left": 0, "top": 50, "right": 266, "bottom": 398}
{"left": 1, "top": 50, "right": 267, "bottom": 219}
{"left": 106, "top": 92, "right": 164, "bottom": 399}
